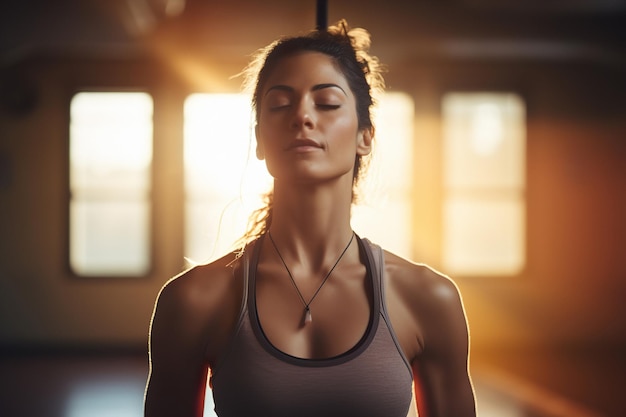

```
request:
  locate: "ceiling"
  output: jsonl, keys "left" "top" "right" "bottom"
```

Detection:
{"left": 1, "top": 0, "right": 625, "bottom": 68}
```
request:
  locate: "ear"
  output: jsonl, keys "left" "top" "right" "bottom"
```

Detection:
{"left": 356, "top": 127, "right": 373, "bottom": 156}
{"left": 255, "top": 124, "right": 265, "bottom": 160}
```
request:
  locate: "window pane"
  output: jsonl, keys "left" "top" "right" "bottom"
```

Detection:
{"left": 69, "top": 92, "right": 153, "bottom": 277}
{"left": 442, "top": 92, "right": 526, "bottom": 275}
{"left": 443, "top": 195, "right": 525, "bottom": 275}
{"left": 443, "top": 93, "right": 525, "bottom": 190}
{"left": 70, "top": 200, "right": 150, "bottom": 275}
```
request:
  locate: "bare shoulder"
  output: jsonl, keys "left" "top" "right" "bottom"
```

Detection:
{"left": 157, "top": 252, "right": 242, "bottom": 318}
{"left": 383, "top": 250, "right": 462, "bottom": 310}
{"left": 159, "top": 250, "right": 240, "bottom": 309}
{"left": 151, "top": 251, "right": 245, "bottom": 365}
{"left": 381, "top": 249, "right": 469, "bottom": 358}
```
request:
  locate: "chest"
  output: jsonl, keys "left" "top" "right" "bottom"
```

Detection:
{"left": 255, "top": 262, "right": 372, "bottom": 359}
{"left": 211, "top": 311, "right": 413, "bottom": 417}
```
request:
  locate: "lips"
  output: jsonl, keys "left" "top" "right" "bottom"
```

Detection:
{"left": 285, "top": 138, "right": 322, "bottom": 151}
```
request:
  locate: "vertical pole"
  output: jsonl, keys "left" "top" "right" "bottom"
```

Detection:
{"left": 316, "top": 0, "right": 328, "bottom": 31}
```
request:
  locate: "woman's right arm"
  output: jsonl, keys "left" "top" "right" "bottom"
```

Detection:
{"left": 144, "top": 270, "right": 211, "bottom": 417}
{"left": 144, "top": 260, "right": 242, "bottom": 417}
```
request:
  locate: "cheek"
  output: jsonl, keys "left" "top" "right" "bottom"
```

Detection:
{"left": 257, "top": 109, "right": 289, "bottom": 137}
{"left": 330, "top": 114, "right": 360, "bottom": 145}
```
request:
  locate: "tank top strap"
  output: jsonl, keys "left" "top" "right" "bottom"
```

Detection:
{"left": 240, "top": 242, "right": 252, "bottom": 308}
{"left": 247, "top": 233, "right": 265, "bottom": 314}
{"left": 360, "top": 237, "right": 413, "bottom": 375}
{"left": 359, "top": 237, "right": 384, "bottom": 307}
{"left": 208, "top": 239, "right": 255, "bottom": 376}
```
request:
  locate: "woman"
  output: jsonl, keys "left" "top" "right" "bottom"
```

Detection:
{"left": 145, "top": 20, "right": 476, "bottom": 417}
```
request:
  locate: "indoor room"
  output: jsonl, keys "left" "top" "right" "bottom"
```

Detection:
{"left": 1, "top": 1, "right": 625, "bottom": 416}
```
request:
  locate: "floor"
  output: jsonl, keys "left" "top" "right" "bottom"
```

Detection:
{"left": 471, "top": 346, "right": 625, "bottom": 417}
{"left": 0, "top": 348, "right": 622, "bottom": 417}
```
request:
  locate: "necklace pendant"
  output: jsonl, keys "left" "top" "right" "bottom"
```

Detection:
{"left": 304, "top": 307, "right": 312, "bottom": 324}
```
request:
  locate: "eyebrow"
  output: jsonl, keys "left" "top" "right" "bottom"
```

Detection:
{"left": 265, "top": 83, "right": 347, "bottom": 96}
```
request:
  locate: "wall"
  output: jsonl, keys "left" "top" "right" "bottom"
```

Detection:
{"left": 0, "top": 56, "right": 186, "bottom": 349}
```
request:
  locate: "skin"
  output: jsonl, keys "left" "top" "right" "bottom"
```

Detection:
{"left": 145, "top": 51, "right": 476, "bottom": 417}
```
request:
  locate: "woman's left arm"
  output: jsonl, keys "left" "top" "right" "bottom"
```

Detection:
{"left": 411, "top": 272, "right": 476, "bottom": 417}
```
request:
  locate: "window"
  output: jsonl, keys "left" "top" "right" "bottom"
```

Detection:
{"left": 441, "top": 92, "right": 526, "bottom": 276}
{"left": 183, "top": 92, "right": 416, "bottom": 262}
{"left": 184, "top": 93, "right": 271, "bottom": 262}
{"left": 69, "top": 92, "right": 153, "bottom": 277}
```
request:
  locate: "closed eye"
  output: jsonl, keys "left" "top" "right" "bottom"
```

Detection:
{"left": 269, "top": 104, "right": 292, "bottom": 111}
{"left": 317, "top": 104, "right": 341, "bottom": 110}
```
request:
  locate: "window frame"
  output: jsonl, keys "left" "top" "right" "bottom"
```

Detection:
{"left": 62, "top": 58, "right": 163, "bottom": 280}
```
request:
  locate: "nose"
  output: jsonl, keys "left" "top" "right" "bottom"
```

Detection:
{"left": 291, "top": 98, "right": 315, "bottom": 130}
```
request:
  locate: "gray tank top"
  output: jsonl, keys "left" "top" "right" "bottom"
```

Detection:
{"left": 210, "top": 235, "right": 413, "bottom": 417}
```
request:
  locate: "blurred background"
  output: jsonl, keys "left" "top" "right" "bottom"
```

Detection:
{"left": 0, "top": 0, "right": 625, "bottom": 416}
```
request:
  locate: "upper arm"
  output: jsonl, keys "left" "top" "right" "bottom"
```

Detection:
{"left": 411, "top": 271, "right": 476, "bottom": 417}
{"left": 144, "top": 273, "right": 212, "bottom": 417}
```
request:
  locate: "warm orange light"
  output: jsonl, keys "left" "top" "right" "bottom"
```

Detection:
{"left": 184, "top": 93, "right": 272, "bottom": 262}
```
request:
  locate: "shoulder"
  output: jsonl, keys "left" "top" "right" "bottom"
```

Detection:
{"left": 157, "top": 252, "right": 242, "bottom": 318}
{"left": 383, "top": 249, "right": 461, "bottom": 309}
{"left": 381, "top": 249, "right": 469, "bottom": 355}
{"left": 146, "top": 251, "right": 249, "bottom": 414}
{"left": 151, "top": 251, "right": 246, "bottom": 364}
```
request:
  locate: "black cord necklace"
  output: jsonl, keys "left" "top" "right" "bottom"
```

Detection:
{"left": 267, "top": 231, "right": 355, "bottom": 326}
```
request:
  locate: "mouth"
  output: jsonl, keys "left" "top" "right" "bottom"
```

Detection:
{"left": 285, "top": 138, "right": 323, "bottom": 151}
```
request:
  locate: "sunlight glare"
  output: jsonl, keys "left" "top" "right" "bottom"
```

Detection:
{"left": 70, "top": 93, "right": 152, "bottom": 173}
{"left": 471, "top": 102, "right": 504, "bottom": 156}
{"left": 184, "top": 93, "right": 272, "bottom": 262}
{"left": 352, "top": 91, "right": 415, "bottom": 260}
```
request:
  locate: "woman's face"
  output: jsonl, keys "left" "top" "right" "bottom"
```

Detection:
{"left": 255, "top": 51, "right": 371, "bottom": 186}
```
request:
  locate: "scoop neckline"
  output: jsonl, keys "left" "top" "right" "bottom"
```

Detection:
{"left": 248, "top": 234, "right": 381, "bottom": 367}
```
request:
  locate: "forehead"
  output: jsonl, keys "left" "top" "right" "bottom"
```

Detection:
{"left": 262, "top": 51, "right": 351, "bottom": 93}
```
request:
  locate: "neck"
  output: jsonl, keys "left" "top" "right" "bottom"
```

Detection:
{"left": 268, "top": 178, "right": 355, "bottom": 269}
